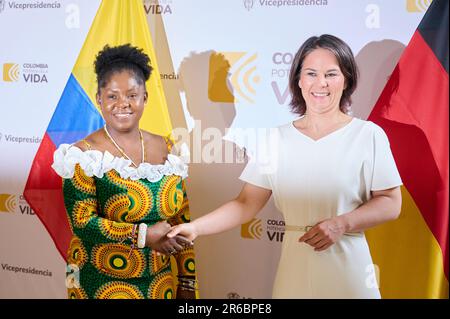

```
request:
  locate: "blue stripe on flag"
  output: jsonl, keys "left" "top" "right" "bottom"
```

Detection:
{"left": 47, "top": 74, "right": 104, "bottom": 147}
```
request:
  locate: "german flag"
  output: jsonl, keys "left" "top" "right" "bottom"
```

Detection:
{"left": 366, "top": 0, "right": 448, "bottom": 298}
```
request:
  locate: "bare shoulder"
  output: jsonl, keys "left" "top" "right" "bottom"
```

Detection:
{"left": 141, "top": 130, "right": 170, "bottom": 156}
{"left": 73, "top": 128, "right": 107, "bottom": 151}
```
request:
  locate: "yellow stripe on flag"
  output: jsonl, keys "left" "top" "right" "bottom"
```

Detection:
{"left": 72, "top": 0, "right": 172, "bottom": 136}
{"left": 366, "top": 186, "right": 448, "bottom": 298}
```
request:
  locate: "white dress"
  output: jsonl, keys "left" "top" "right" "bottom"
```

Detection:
{"left": 239, "top": 118, "right": 402, "bottom": 298}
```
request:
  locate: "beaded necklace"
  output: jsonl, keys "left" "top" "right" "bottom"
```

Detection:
{"left": 104, "top": 125, "right": 145, "bottom": 168}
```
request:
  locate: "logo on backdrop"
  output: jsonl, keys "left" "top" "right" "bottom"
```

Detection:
{"left": 241, "top": 218, "right": 262, "bottom": 239}
{"left": 241, "top": 218, "right": 285, "bottom": 242}
{"left": 144, "top": 0, "right": 173, "bottom": 15}
{"left": 3, "top": 63, "right": 19, "bottom": 82}
{"left": 1, "top": 263, "right": 52, "bottom": 277}
{"left": 0, "top": 0, "right": 5, "bottom": 13}
{"left": 0, "top": 194, "right": 17, "bottom": 213}
{"left": 160, "top": 72, "right": 179, "bottom": 80}
{"left": 3, "top": 1, "right": 61, "bottom": 10}
{"left": 243, "top": 0, "right": 328, "bottom": 10}
{"left": 0, "top": 133, "right": 42, "bottom": 144}
{"left": 271, "top": 52, "right": 293, "bottom": 105}
{"left": 2, "top": 62, "right": 48, "bottom": 83}
{"left": 208, "top": 52, "right": 260, "bottom": 104}
{"left": 0, "top": 194, "right": 35, "bottom": 215}
{"left": 243, "top": 0, "right": 254, "bottom": 11}
{"left": 406, "top": 0, "right": 432, "bottom": 12}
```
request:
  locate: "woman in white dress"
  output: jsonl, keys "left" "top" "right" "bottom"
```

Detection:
{"left": 168, "top": 34, "right": 402, "bottom": 298}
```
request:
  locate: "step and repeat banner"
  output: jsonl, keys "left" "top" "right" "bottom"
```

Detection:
{"left": 0, "top": 0, "right": 425, "bottom": 298}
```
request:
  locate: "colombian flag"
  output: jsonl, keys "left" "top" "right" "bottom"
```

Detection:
{"left": 23, "top": 0, "right": 172, "bottom": 260}
{"left": 366, "top": 0, "right": 448, "bottom": 298}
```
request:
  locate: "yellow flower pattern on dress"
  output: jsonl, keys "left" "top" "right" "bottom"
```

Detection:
{"left": 67, "top": 235, "right": 88, "bottom": 268}
{"left": 98, "top": 218, "right": 134, "bottom": 242}
{"left": 62, "top": 138, "right": 197, "bottom": 299}
{"left": 92, "top": 243, "right": 146, "bottom": 279}
{"left": 68, "top": 287, "right": 88, "bottom": 299}
{"left": 72, "top": 164, "right": 96, "bottom": 195}
{"left": 148, "top": 270, "right": 175, "bottom": 299}
{"left": 121, "top": 178, "right": 153, "bottom": 222}
{"left": 95, "top": 281, "right": 144, "bottom": 299}
{"left": 72, "top": 199, "right": 97, "bottom": 228}
{"left": 157, "top": 175, "right": 184, "bottom": 219}
{"left": 148, "top": 251, "right": 171, "bottom": 275}
{"left": 104, "top": 194, "right": 130, "bottom": 222}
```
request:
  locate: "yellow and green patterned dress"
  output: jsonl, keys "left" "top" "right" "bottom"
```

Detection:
{"left": 52, "top": 141, "right": 196, "bottom": 299}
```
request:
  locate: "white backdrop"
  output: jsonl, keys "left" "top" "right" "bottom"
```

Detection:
{"left": 0, "top": 0, "right": 100, "bottom": 298}
{"left": 0, "top": 0, "right": 425, "bottom": 298}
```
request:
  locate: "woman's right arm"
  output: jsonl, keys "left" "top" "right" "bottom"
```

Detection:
{"left": 167, "top": 183, "right": 272, "bottom": 241}
{"left": 63, "top": 164, "right": 136, "bottom": 246}
{"left": 59, "top": 138, "right": 189, "bottom": 254}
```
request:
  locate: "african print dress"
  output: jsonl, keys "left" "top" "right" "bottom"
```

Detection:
{"left": 52, "top": 142, "right": 196, "bottom": 299}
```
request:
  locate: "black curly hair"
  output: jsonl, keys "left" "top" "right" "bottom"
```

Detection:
{"left": 94, "top": 44, "right": 153, "bottom": 92}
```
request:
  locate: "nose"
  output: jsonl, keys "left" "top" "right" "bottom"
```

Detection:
{"left": 117, "top": 95, "right": 130, "bottom": 108}
{"left": 318, "top": 74, "right": 328, "bottom": 87}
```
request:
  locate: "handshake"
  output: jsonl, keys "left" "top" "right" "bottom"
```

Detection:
{"left": 145, "top": 221, "right": 193, "bottom": 256}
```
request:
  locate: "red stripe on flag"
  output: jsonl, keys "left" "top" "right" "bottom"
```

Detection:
{"left": 369, "top": 31, "right": 449, "bottom": 278}
{"left": 23, "top": 133, "right": 71, "bottom": 261}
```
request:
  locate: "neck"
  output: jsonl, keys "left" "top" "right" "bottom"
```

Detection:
{"left": 302, "top": 108, "right": 349, "bottom": 130}
{"left": 104, "top": 124, "right": 145, "bottom": 167}
{"left": 105, "top": 124, "right": 140, "bottom": 143}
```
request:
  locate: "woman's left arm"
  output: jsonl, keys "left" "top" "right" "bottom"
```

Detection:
{"left": 300, "top": 186, "right": 402, "bottom": 251}
{"left": 168, "top": 179, "right": 197, "bottom": 299}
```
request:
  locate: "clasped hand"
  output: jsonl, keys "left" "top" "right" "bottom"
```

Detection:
{"left": 298, "top": 217, "right": 346, "bottom": 251}
{"left": 146, "top": 221, "right": 193, "bottom": 256}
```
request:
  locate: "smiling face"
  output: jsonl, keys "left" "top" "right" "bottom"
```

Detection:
{"left": 298, "top": 48, "right": 346, "bottom": 115}
{"left": 97, "top": 70, "right": 147, "bottom": 132}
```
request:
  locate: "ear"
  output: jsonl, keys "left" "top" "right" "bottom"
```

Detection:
{"left": 344, "top": 76, "right": 349, "bottom": 90}
{"left": 96, "top": 92, "right": 101, "bottom": 106}
{"left": 143, "top": 91, "right": 148, "bottom": 104}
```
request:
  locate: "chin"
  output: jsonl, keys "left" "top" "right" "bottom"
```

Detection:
{"left": 108, "top": 121, "right": 137, "bottom": 132}
{"left": 308, "top": 103, "right": 337, "bottom": 113}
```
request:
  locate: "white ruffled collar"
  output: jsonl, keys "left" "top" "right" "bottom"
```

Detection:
{"left": 51, "top": 143, "right": 190, "bottom": 182}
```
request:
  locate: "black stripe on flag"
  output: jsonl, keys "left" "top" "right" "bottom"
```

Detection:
{"left": 418, "top": 0, "right": 449, "bottom": 73}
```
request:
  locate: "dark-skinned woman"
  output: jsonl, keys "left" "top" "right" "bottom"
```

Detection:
{"left": 52, "top": 44, "right": 197, "bottom": 299}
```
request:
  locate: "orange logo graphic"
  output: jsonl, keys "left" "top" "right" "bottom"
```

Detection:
{"left": 241, "top": 218, "right": 262, "bottom": 239}
{"left": 0, "top": 194, "right": 17, "bottom": 213}
{"left": 208, "top": 52, "right": 260, "bottom": 104}
{"left": 406, "top": 0, "right": 433, "bottom": 12}
{"left": 3, "top": 63, "right": 20, "bottom": 82}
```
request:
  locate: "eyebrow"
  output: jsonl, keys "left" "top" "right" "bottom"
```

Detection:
{"left": 105, "top": 87, "right": 139, "bottom": 93}
{"left": 303, "top": 68, "right": 340, "bottom": 72}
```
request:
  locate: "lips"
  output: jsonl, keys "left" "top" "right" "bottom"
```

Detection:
{"left": 113, "top": 113, "right": 133, "bottom": 118}
{"left": 312, "top": 92, "right": 330, "bottom": 97}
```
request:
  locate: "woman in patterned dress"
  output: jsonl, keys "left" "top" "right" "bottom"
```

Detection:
{"left": 52, "top": 44, "right": 197, "bottom": 299}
